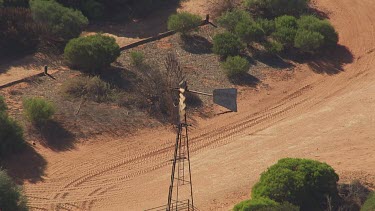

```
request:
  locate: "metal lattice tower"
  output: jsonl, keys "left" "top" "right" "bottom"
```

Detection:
{"left": 146, "top": 78, "right": 237, "bottom": 211}
{"left": 166, "top": 80, "right": 195, "bottom": 211}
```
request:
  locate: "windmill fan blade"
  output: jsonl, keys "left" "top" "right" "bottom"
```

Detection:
{"left": 213, "top": 88, "right": 237, "bottom": 112}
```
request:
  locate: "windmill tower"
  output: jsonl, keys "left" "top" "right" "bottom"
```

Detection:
{"left": 146, "top": 79, "right": 237, "bottom": 211}
{"left": 166, "top": 80, "right": 195, "bottom": 210}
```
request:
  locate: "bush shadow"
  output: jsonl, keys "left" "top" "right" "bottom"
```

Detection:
{"left": 254, "top": 53, "right": 295, "bottom": 69}
{"left": 181, "top": 35, "right": 213, "bottom": 54}
{"left": 308, "top": 7, "right": 330, "bottom": 19}
{"left": 229, "top": 73, "right": 260, "bottom": 87}
{"left": 186, "top": 92, "right": 203, "bottom": 108}
{"left": 0, "top": 50, "right": 62, "bottom": 76}
{"left": 307, "top": 45, "right": 354, "bottom": 75}
{"left": 338, "top": 180, "right": 372, "bottom": 210}
{"left": 85, "top": 4, "right": 180, "bottom": 39}
{"left": 99, "top": 65, "right": 137, "bottom": 91}
{"left": 2, "top": 144, "right": 46, "bottom": 184}
{"left": 39, "top": 120, "right": 76, "bottom": 151}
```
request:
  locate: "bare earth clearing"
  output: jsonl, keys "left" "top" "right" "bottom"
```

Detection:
{"left": 4, "top": 0, "right": 375, "bottom": 210}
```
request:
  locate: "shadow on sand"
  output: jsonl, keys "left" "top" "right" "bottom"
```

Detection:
{"left": 181, "top": 35, "right": 213, "bottom": 55}
{"left": 2, "top": 144, "right": 46, "bottom": 184}
{"left": 254, "top": 53, "right": 295, "bottom": 69}
{"left": 229, "top": 73, "right": 261, "bottom": 87}
{"left": 39, "top": 120, "right": 76, "bottom": 152}
{"left": 307, "top": 45, "right": 354, "bottom": 75}
{"left": 86, "top": 5, "right": 180, "bottom": 39}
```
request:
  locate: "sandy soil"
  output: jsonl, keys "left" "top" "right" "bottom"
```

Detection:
{"left": 19, "top": 0, "right": 375, "bottom": 210}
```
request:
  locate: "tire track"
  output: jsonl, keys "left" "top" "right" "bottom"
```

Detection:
{"left": 29, "top": 83, "right": 317, "bottom": 207}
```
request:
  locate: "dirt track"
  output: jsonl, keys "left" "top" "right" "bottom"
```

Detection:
{"left": 24, "top": 0, "right": 375, "bottom": 210}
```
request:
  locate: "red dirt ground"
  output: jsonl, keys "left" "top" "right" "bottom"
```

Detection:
{"left": 15, "top": 0, "right": 375, "bottom": 210}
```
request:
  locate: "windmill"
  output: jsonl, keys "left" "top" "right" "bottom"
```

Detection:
{"left": 167, "top": 80, "right": 237, "bottom": 210}
{"left": 147, "top": 80, "right": 237, "bottom": 211}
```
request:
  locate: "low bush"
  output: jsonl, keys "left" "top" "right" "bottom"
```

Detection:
{"left": 212, "top": 32, "right": 244, "bottom": 57}
{"left": 252, "top": 158, "right": 339, "bottom": 210}
{"left": 316, "top": 20, "right": 339, "bottom": 48}
{"left": 234, "top": 197, "right": 299, "bottom": 211}
{"left": 235, "top": 21, "right": 265, "bottom": 43}
{"left": 271, "top": 16, "right": 298, "bottom": 48}
{"left": 272, "top": 27, "right": 297, "bottom": 47}
{"left": 0, "top": 170, "right": 28, "bottom": 211}
{"left": 61, "top": 76, "right": 115, "bottom": 102}
{"left": 264, "top": 40, "right": 284, "bottom": 54}
{"left": 294, "top": 29, "right": 324, "bottom": 53}
{"left": 167, "top": 12, "right": 201, "bottom": 34}
{"left": 0, "top": 112, "right": 25, "bottom": 158}
{"left": 362, "top": 193, "right": 375, "bottom": 211}
{"left": 274, "top": 15, "right": 297, "bottom": 29}
{"left": 256, "top": 18, "right": 275, "bottom": 36}
{"left": 217, "top": 9, "right": 253, "bottom": 32}
{"left": 23, "top": 97, "right": 55, "bottom": 125}
{"left": 221, "top": 56, "right": 250, "bottom": 77}
{"left": 130, "top": 51, "right": 144, "bottom": 66}
{"left": 0, "top": 8, "right": 41, "bottom": 57}
{"left": 30, "top": 0, "right": 88, "bottom": 40}
{"left": 297, "top": 15, "right": 338, "bottom": 48}
{"left": 64, "top": 34, "right": 120, "bottom": 72}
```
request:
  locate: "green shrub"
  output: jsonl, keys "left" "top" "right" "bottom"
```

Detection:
{"left": 235, "top": 22, "right": 265, "bottom": 43}
{"left": 0, "top": 8, "right": 41, "bottom": 57}
{"left": 167, "top": 12, "right": 201, "bottom": 34}
{"left": 272, "top": 16, "right": 298, "bottom": 47}
{"left": 30, "top": 0, "right": 88, "bottom": 40}
{"left": 61, "top": 76, "right": 115, "bottom": 102}
{"left": 275, "top": 15, "right": 297, "bottom": 29}
{"left": 316, "top": 20, "right": 338, "bottom": 47}
{"left": 234, "top": 198, "right": 277, "bottom": 211}
{"left": 221, "top": 56, "right": 250, "bottom": 77}
{"left": 0, "top": 113, "right": 25, "bottom": 158}
{"left": 297, "top": 15, "right": 321, "bottom": 29}
{"left": 362, "top": 193, "right": 375, "bottom": 211}
{"left": 252, "top": 158, "right": 339, "bottom": 210}
{"left": 23, "top": 97, "right": 55, "bottom": 125}
{"left": 0, "top": 170, "right": 28, "bottom": 211}
{"left": 264, "top": 40, "right": 284, "bottom": 54}
{"left": 294, "top": 29, "right": 324, "bottom": 52}
{"left": 297, "top": 15, "right": 338, "bottom": 47}
{"left": 130, "top": 51, "right": 144, "bottom": 66}
{"left": 64, "top": 34, "right": 120, "bottom": 72}
{"left": 256, "top": 18, "right": 275, "bottom": 36}
{"left": 234, "top": 197, "right": 299, "bottom": 211}
{"left": 244, "top": 0, "right": 310, "bottom": 17}
{"left": 272, "top": 27, "right": 296, "bottom": 47}
{"left": 271, "top": 16, "right": 295, "bottom": 47}
{"left": 217, "top": 9, "right": 253, "bottom": 32}
{"left": 213, "top": 32, "right": 244, "bottom": 57}
{"left": 0, "top": 95, "right": 7, "bottom": 113}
